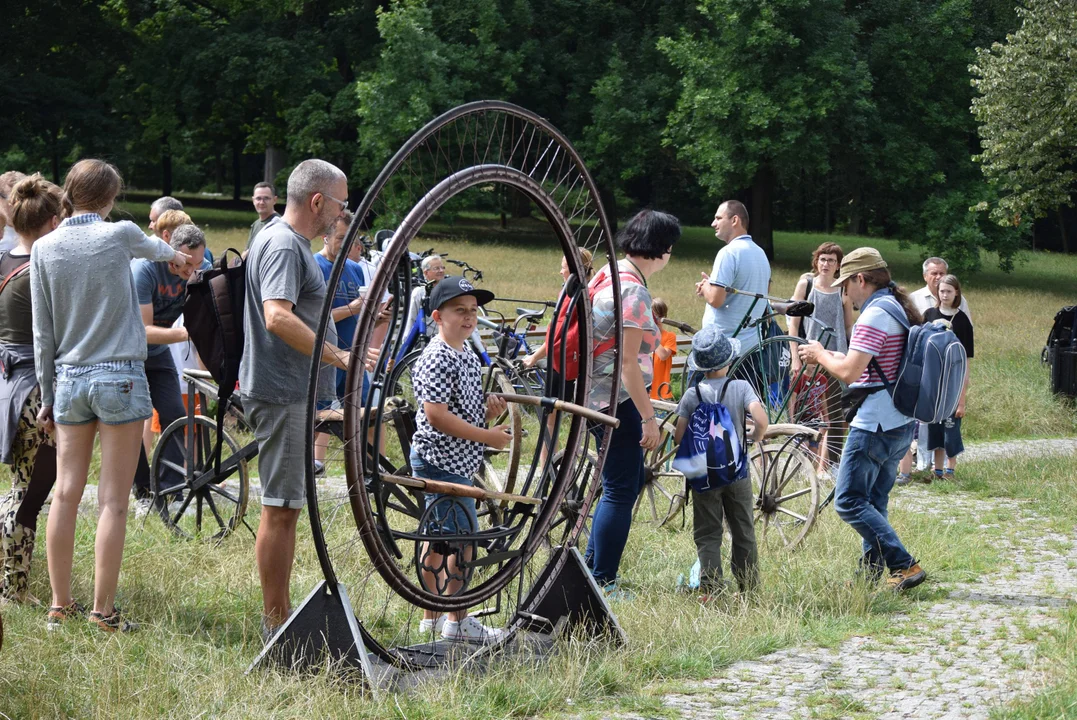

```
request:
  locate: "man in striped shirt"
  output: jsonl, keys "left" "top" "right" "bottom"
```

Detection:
{"left": 798, "top": 247, "right": 926, "bottom": 593}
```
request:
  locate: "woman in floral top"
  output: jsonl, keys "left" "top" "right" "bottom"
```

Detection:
{"left": 585, "top": 209, "right": 679, "bottom": 594}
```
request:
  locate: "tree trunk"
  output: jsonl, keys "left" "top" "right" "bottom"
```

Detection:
{"left": 50, "top": 127, "right": 61, "bottom": 184}
{"left": 1057, "top": 207, "right": 1069, "bottom": 254}
{"left": 232, "top": 140, "right": 242, "bottom": 202}
{"left": 215, "top": 152, "right": 224, "bottom": 194}
{"left": 510, "top": 189, "right": 531, "bottom": 219}
{"left": 597, "top": 183, "right": 619, "bottom": 234}
{"left": 161, "top": 137, "right": 173, "bottom": 197}
{"left": 264, "top": 145, "right": 287, "bottom": 188}
{"left": 749, "top": 166, "right": 774, "bottom": 260}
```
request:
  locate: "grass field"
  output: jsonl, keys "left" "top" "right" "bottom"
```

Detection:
{"left": 114, "top": 198, "right": 1077, "bottom": 442}
{"left": 1, "top": 200, "right": 1071, "bottom": 718}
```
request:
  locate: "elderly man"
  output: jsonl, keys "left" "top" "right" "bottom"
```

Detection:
{"left": 242, "top": 159, "right": 350, "bottom": 638}
{"left": 910, "top": 257, "right": 972, "bottom": 320}
{"left": 246, "top": 182, "right": 280, "bottom": 249}
{"left": 0, "top": 171, "right": 28, "bottom": 252}
{"left": 131, "top": 223, "right": 212, "bottom": 516}
{"left": 405, "top": 253, "right": 486, "bottom": 356}
{"left": 899, "top": 257, "right": 972, "bottom": 483}
{"left": 148, "top": 196, "right": 184, "bottom": 236}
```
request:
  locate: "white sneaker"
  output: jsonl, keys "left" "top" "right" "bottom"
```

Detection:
{"left": 417, "top": 615, "right": 447, "bottom": 635}
{"left": 440, "top": 616, "right": 505, "bottom": 644}
{"left": 134, "top": 498, "right": 153, "bottom": 520}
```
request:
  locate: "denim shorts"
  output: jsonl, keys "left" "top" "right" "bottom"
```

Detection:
{"left": 410, "top": 450, "right": 478, "bottom": 536}
{"left": 54, "top": 362, "right": 153, "bottom": 426}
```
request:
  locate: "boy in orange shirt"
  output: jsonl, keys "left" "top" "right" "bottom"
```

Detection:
{"left": 650, "top": 298, "right": 678, "bottom": 400}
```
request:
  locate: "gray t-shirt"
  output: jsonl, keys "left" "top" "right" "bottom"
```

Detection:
{"left": 676, "top": 377, "right": 760, "bottom": 446}
{"left": 240, "top": 217, "right": 334, "bottom": 404}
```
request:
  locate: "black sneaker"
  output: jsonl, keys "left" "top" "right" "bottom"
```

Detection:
{"left": 88, "top": 607, "right": 139, "bottom": 633}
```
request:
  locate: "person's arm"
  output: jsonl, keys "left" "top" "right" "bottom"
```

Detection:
{"left": 330, "top": 295, "right": 366, "bottom": 323}
{"left": 142, "top": 303, "right": 188, "bottom": 345}
{"left": 622, "top": 326, "right": 659, "bottom": 449}
{"left": 29, "top": 249, "right": 56, "bottom": 424}
{"left": 747, "top": 401, "right": 768, "bottom": 444}
{"left": 798, "top": 341, "right": 872, "bottom": 386}
{"left": 956, "top": 317, "right": 973, "bottom": 418}
{"left": 263, "top": 299, "right": 347, "bottom": 371}
{"left": 789, "top": 276, "right": 810, "bottom": 372}
{"left": 673, "top": 416, "right": 689, "bottom": 445}
{"left": 522, "top": 340, "right": 547, "bottom": 368}
{"left": 654, "top": 331, "right": 676, "bottom": 361}
{"left": 696, "top": 272, "right": 728, "bottom": 309}
{"left": 124, "top": 221, "right": 184, "bottom": 265}
{"left": 423, "top": 402, "right": 511, "bottom": 449}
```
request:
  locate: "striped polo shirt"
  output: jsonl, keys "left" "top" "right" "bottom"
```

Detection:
{"left": 847, "top": 293, "right": 913, "bottom": 431}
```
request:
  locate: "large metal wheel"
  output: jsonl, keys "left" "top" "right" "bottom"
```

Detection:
{"left": 731, "top": 334, "right": 847, "bottom": 485}
{"left": 305, "top": 102, "right": 620, "bottom": 669}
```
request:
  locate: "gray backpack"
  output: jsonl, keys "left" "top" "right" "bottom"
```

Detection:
{"left": 873, "top": 296, "right": 968, "bottom": 423}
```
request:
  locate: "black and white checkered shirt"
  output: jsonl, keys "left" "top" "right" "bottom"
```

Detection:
{"left": 411, "top": 337, "right": 486, "bottom": 477}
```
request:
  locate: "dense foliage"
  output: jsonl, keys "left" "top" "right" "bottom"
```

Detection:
{"left": 1, "top": 0, "right": 1066, "bottom": 267}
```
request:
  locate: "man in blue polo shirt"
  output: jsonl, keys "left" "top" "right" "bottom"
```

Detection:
{"left": 130, "top": 223, "right": 211, "bottom": 516}
{"left": 695, "top": 199, "right": 771, "bottom": 350}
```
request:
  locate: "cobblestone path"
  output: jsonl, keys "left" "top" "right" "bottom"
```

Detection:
{"left": 643, "top": 489, "right": 1076, "bottom": 720}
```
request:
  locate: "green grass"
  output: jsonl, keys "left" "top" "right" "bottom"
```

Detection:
{"left": 2, "top": 454, "right": 1075, "bottom": 718}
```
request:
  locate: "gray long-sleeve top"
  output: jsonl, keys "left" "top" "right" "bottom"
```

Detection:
{"left": 30, "top": 214, "right": 177, "bottom": 406}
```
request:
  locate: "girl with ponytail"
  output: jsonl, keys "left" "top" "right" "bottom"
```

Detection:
{"left": 30, "top": 159, "right": 191, "bottom": 632}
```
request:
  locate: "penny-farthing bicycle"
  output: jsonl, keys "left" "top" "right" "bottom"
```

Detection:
{"left": 281, "top": 102, "right": 624, "bottom": 680}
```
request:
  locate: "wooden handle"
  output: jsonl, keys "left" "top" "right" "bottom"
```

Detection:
{"left": 488, "top": 392, "right": 620, "bottom": 428}
{"left": 381, "top": 473, "right": 542, "bottom": 506}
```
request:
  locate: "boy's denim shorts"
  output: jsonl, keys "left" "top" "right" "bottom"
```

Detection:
{"left": 54, "top": 361, "right": 153, "bottom": 426}
{"left": 410, "top": 450, "right": 478, "bottom": 536}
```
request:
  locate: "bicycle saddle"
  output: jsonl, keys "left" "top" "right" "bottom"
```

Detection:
{"left": 516, "top": 308, "right": 545, "bottom": 321}
{"left": 773, "top": 300, "right": 815, "bottom": 317}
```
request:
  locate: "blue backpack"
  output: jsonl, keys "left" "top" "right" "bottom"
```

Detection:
{"left": 871, "top": 296, "right": 968, "bottom": 424}
{"left": 672, "top": 381, "right": 748, "bottom": 492}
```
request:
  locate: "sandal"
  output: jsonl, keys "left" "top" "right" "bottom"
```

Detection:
{"left": 46, "top": 600, "right": 87, "bottom": 631}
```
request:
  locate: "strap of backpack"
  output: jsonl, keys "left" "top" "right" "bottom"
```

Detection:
{"left": 207, "top": 271, "right": 237, "bottom": 474}
{"left": 590, "top": 269, "right": 648, "bottom": 358}
{"left": 0, "top": 261, "right": 31, "bottom": 299}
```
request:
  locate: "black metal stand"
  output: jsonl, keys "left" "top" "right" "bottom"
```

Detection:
{"left": 515, "top": 546, "right": 628, "bottom": 645}
{"left": 246, "top": 581, "right": 378, "bottom": 685}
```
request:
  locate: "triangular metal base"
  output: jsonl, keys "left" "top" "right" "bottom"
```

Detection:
{"left": 246, "top": 580, "right": 378, "bottom": 687}
{"left": 515, "top": 546, "right": 627, "bottom": 645}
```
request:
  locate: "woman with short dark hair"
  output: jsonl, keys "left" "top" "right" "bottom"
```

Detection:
{"left": 586, "top": 209, "right": 679, "bottom": 595}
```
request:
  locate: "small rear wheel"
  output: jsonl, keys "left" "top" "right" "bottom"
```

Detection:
{"left": 150, "top": 415, "right": 251, "bottom": 542}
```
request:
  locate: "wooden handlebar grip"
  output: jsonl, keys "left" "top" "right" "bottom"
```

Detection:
{"left": 488, "top": 392, "right": 620, "bottom": 428}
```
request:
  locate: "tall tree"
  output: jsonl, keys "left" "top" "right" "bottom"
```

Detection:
{"left": 659, "top": 0, "right": 869, "bottom": 258}
{"left": 971, "top": 0, "right": 1077, "bottom": 251}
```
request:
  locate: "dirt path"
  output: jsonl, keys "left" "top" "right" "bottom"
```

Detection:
{"left": 636, "top": 487, "right": 1076, "bottom": 719}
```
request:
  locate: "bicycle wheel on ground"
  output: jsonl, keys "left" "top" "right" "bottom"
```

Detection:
{"left": 749, "top": 436, "right": 819, "bottom": 551}
{"left": 635, "top": 411, "right": 687, "bottom": 528}
{"left": 150, "top": 415, "right": 250, "bottom": 541}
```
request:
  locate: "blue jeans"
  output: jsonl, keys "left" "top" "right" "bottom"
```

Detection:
{"left": 585, "top": 399, "right": 645, "bottom": 586}
{"left": 834, "top": 423, "right": 917, "bottom": 573}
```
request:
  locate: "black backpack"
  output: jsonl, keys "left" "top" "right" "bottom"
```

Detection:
{"left": 1043, "top": 306, "right": 1077, "bottom": 398}
{"left": 184, "top": 249, "right": 246, "bottom": 468}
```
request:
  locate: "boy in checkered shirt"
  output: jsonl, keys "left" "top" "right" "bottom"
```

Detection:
{"left": 410, "top": 276, "right": 512, "bottom": 644}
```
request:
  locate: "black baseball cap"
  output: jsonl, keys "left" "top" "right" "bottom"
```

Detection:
{"left": 428, "top": 275, "right": 495, "bottom": 311}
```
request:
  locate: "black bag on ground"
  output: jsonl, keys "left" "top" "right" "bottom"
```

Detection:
{"left": 1043, "top": 306, "right": 1077, "bottom": 398}
{"left": 184, "top": 249, "right": 246, "bottom": 469}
